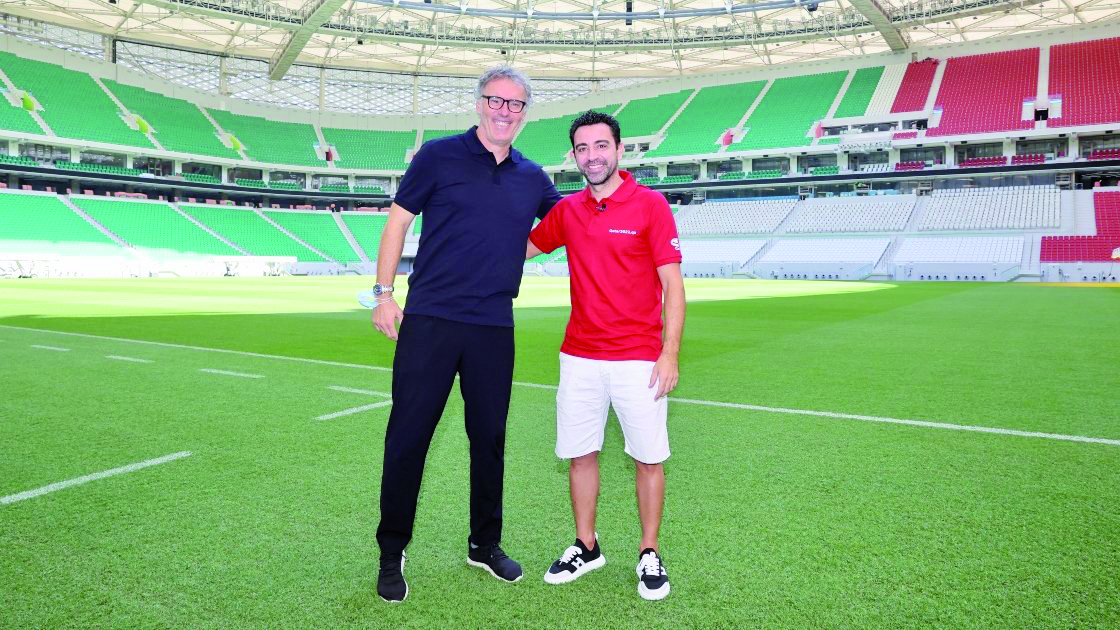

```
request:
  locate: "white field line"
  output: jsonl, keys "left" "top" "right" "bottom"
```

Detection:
{"left": 1, "top": 451, "right": 192, "bottom": 505}
{"left": 3, "top": 325, "right": 1117, "bottom": 448}
{"left": 317, "top": 399, "right": 393, "bottom": 421}
{"left": 30, "top": 344, "right": 69, "bottom": 352}
{"left": 199, "top": 368, "right": 264, "bottom": 379}
{"left": 106, "top": 355, "right": 154, "bottom": 363}
{"left": 328, "top": 385, "right": 391, "bottom": 397}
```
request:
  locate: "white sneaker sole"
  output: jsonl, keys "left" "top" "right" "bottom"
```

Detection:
{"left": 543, "top": 554, "right": 607, "bottom": 584}
{"left": 638, "top": 580, "right": 670, "bottom": 601}
{"left": 466, "top": 558, "right": 524, "bottom": 582}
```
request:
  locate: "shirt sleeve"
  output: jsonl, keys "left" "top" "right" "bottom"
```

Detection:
{"left": 393, "top": 141, "right": 439, "bottom": 215}
{"left": 645, "top": 193, "right": 682, "bottom": 267}
{"left": 529, "top": 200, "right": 566, "bottom": 254}
{"left": 537, "top": 171, "right": 564, "bottom": 220}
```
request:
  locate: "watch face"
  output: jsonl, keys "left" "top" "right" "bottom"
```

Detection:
{"left": 373, "top": 284, "right": 384, "bottom": 296}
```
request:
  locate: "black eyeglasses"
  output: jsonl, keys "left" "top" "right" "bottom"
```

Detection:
{"left": 481, "top": 95, "right": 527, "bottom": 113}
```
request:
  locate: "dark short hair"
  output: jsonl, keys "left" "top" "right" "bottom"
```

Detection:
{"left": 569, "top": 110, "right": 622, "bottom": 148}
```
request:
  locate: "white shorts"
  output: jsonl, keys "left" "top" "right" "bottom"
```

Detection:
{"left": 555, "top": 352, "right": 670, "bottom": 465}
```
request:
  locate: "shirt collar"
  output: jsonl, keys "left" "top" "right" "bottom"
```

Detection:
{"left": 464, "top": 125, "right": 524, "bottom": 164}
{"left": 580, "top": 170, "right": 638, "bottom": 208}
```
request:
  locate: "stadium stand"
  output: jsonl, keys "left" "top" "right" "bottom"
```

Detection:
{"left": 0, "top": 155, "right": 37, "bottom": 167}
{"left": 678, "top": 197, "right": 797, "bottom": 235}
{"left": 645, "top": 82, "right": 764, "bottom": 158}
{"left": 892, "top": 131, "right": 918, "bottom": 140}
{"left": 322, "top": 127, "right": 415, "bottom": 170}
{"left": 1041, "top": 190, "right": 1120, "bottom": 261}
{"left": 320, "top": 183, "right": 352, "bottom": 193}
{"left": 1088, "top": 148, "right": 1120, "bottom": 160}
{"left": 733, "top": 71, "right": 847, "bottom": 151}
{"left": 236, "top": 178, "right": 268, "bottom": 189}
{"left": 354, "top": 185, "right": 385, "bottom": 194}
{"left": 895, "top": 161, "right": 925, "bottom": 172}
{"left": 679, "top": 239, "right": 767, "bottom": 265}
{"left": 1011, "top": 154, "right": 1046, "bottom": 165}
{"left": 182, "top": 173, "right": 221, "bottom": 184}
{"left": 660, "top": 175, "right": 694, "bottom": 184}
{"left": 56, "top": 161, "right": 145, "bottom": 177}
{"left": 718, "top": 171, "right": 746, "bottom": 181}
{"left": 832, "top": 66, "right": 885, "bottom": 118}
{"left": 341, "top": 212, "right": 389, "bottom": 260}
{"left": 748, "top": 169, "right": 784, "bottom": 179}
{"left": 859, "top": 163, "right": 892, "bottom": 173}
{"left": 178, "top": 204, "right": 326, "bottom": 262}
{"left": 758, "top": 238, "right": 891, "bottom": 263}
{"left": 516, "top": 104, "right": 617, "bottom": 166}
{"left": 103, "top": 80, "right": 240, "bottom": 159}
{"left": 267, "top": 181, "right": 302, "bottom": 191}
{"left": 1047, "top": 37, "right": 1120, "bottom": 127}
{"left": 919, "top": 185, "right": 1060, "bottom": 230}
{"left": 786, "top": 195, "right": 917, "bottom": 233}
{"left": 71, "top": 196, "right": 240, "bottom": 257}
{"left": 421, "top": 128, "right": 461, "bottom": 144}
{"left": 0, "top": 51, "right": 153, "bottom": 148}
{"left": 0, "top": 191, "right": 121, "bottom": 254}
{"left": 959, "top": 156, "right": 1009, "bottom": 167}
{"left": 614, "top": 90, "right": 691, "bottom": 137}
{"left": 811, "top": 165, "right": 840, "bottom": 176}
{"left": 556, "top": 181, "right": 584, "bottom": 192}
{"left": 0, "top": 88, "right": 45, "bottom": 135}
{"left": 817, "top": 136, "right": 842, "bottom": 145}
{"left": 207, "top": 109, "right": 325, "bottom": 167}
{"left": 893, "top": 236, "right": 1024, "bottom": 263}
{"left": 263, "top": 210, "right": 360, "bottom": 262}
{"left": 927, "top": 49, "right": 1038, "bottom": 137}
{"left": 891, "top": 59, "right": 938, "bottom": 113}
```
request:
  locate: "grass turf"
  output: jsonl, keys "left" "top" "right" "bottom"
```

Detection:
{"left": 0, "top": 276, "right": 1117, "bottom": 628}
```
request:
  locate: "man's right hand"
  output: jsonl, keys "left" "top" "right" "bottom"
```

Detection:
{"left": 371, "top": 298, "right": 404, "bottom": 341}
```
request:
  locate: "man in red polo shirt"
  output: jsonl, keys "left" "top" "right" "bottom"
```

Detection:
{"left": 526, "top": 110, "right": 685, "bottom": 601}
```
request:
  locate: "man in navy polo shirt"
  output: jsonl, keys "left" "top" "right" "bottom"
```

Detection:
{"left": 369, "top": 64, "right": 562, "bottom": 603}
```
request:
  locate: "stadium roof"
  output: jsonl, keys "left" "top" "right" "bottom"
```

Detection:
{"left": 0, "top": 0, "right": 1117, "bottom": 78}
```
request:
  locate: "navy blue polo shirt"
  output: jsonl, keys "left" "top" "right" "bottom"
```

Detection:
{"left": 394, "top": 126, "right": 562, "bottom": 327}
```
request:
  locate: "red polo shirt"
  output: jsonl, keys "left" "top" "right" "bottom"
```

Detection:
{"left": 529, "top": 171, "right": 681, "bottom": 361}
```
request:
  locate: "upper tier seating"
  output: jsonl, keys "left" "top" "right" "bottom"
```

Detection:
{"left": 894, "top": 236, "right": 1024, "bottom": 263}
{"left": 207, "top": 109, "right": 325, "bottom": 167}
{"left": 1048, "top": 37, "right": 1120, "bottom": 127}
{"left": 179, "top": 204, "right": 326, "bottom": 262}
{"left": 0, "top": 87, "right": 45, "bottom": 134}
{"left": 322, "top": 127, "right": 415, "bottom": 171}
{"left": 896, "top": 161, "right": 925, "bottom": 172}
{"left": 891, "top": 59, "right": 938, "bottom": 113}
{"left": 0, "top": 191, "right": 121, "bottom": 255}
{"left": 263, "top": 210, "right": 360, "bottom": 262}
{"left": 0, "top": 51, "right": 152, "bottom": 148}
{"left": 758, "top": 238, "right": 891, "bottom": 263}
{"left": 919, "top": 185, "right": 1060, "bottom": 231}
{"left": 1011, "top": 154, "right": 1046, "bottom": 165}
{"left": 927, "top": 49, "right": 1038, "bottom": 137}
{"left": 422, "top": 128, "right": 461, "bottom": 145}
{"left": 733, "top": 72, "right": 847, "bottom": 151}
{"left": 103, "top": 80, "right": 240, "bottom": 159}
{"left": 833, "top": 66, "right": 885, "bottom": 119}
{"left": 679, "top": 239, "right": 767, "bottom": 265}
{"left": 678, "top": 197, "right": 797, "bottom": 235}
{"left": 71, "top": 196, "right": 239, "bottom": 257}
{"left": 1041, "top": 190, "right": 1120, "bottom": 261}
{"left": 786, "top": 195, "right": 917, "bottom": 233}
{"left": 645, "top": 82, "right": 765, "bottom": 158}
{"left": 615, "top": 91, "right": 691, "bottom": 137}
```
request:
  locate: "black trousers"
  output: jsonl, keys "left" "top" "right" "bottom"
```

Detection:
{"left": 376, "top": 314, "right": 515, "bottom": 556}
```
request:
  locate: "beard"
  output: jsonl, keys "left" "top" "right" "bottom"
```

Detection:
{"left": 579, "top": 160, "right": 617, "bottom": 186}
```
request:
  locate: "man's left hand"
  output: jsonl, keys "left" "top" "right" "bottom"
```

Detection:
{"left": 648, "top": 353, "right": 679, "bottom": 400}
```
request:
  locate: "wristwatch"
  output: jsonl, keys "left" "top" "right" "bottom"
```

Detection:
{"left": 372, "top": 283, "right": 394, "bottom": 296}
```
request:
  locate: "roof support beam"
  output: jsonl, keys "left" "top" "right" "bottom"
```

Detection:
{"left": 269, "top": 0, "right": 350, "bottom": 80}
{"left": 846, "top": 0, "right": 908, "bottom": 51}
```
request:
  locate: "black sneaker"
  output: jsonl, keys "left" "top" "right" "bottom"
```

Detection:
{"left": 544, "top": 537, "right": 607, "bottom": 584}
{"left": 636, "top": 548, "right": 670, "bottom": 601}
{"left": 466, "top": 542, "right": 523, "bottom": 582}
{"left": 377, "top": 553, "right": 408, "bottom": 603}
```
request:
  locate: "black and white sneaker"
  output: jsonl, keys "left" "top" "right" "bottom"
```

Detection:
{"left": 377, "top": 553, "right": 408, "bottom": 603}
{"left": 543, "top": 537, "right": 606, "bottom": 584}
{"left": 467, "top": 542, "right": 523, "bottom": 582}
{"left": 636, "top": 548, "right": 670, "bottom": 601}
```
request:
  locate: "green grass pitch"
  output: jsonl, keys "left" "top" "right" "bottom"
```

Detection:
{"left": 1, "top": 276, "right": 1117, "bottom": 628}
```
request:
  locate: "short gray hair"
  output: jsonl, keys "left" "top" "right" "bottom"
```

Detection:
{"left": 476, "top": 64, "right": 533, "bottom": 107}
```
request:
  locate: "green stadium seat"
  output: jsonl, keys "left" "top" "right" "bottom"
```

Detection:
{"left": 71, "top": 196, "right": 240, "bottom": 258}
{"left": 323, "top": 128, "right": 415, "bottom": 171}
{"left": 208, "top": 109, "right": 325, "bottom": 167}
{"left": 264, "top": 210, "right": 360, "bottom": 262}
{"left": 832, "top": 67, "right": 885, "bottom": 118}
{"left": 104, "top": 80, "right": 240, "bottom": 160}
{"left": 179, "top": 204, "right": 326, "bottom": 262}
{"left": 0, "top": 191, "right": 122, "bottom": 255}
{"left": 645, "top": 83, "right": 764, "bottom": 158}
